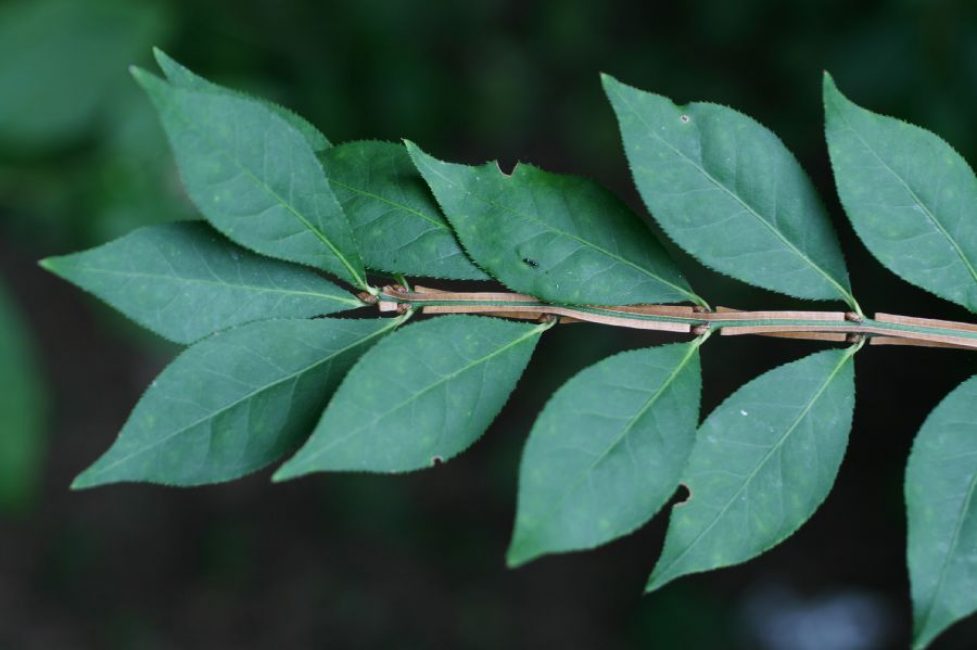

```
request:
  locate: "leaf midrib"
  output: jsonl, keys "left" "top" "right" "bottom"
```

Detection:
{"left": 915, "top": 458, "right": 977, "bottom": 645}
{"left": 830, "top": 104, "right": 977, "bottom": 292}
{"left": 651, "top": 349, "right": 852, "bottom": 586}
{"left": 166, "top": 91, "right": 366, "bottom": 288}
{"left": 328, "top": 177, "right": 448, "bottom": 231}
{"left": 610, "top": 85, "right": 854, "bottom": 307}
{"left": 63, "top": 264, "right": 359, "bottom": 305}
{"left": 536, "top": 343, "right": 700, "bottom": 535}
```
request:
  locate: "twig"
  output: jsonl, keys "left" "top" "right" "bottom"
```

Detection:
{"left": 375, "top": 286, "right": 977, "bottom": 351}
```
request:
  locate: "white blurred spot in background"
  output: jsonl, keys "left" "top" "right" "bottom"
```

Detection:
{"left": 739, "top": 582, "right": 895, "bottom": 650}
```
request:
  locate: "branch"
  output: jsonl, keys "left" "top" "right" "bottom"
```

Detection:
{"left": 370, "top": 285, "right": 977, "bottom": 351}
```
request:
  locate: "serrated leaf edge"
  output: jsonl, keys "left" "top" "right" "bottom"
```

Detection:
{"left": 507, "top": 339, "right": 704, "bottom": 567}
{"left": 601, "top": 73, "right": 858, "bottom": 311}
{"left": 646, "top": 344, "right": 859, "bottom": 592}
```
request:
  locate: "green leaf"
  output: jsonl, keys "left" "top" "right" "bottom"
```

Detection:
{"left": 824, "top": 73, "right": 977, "bottom": 313}
{"left": 602, "top": 74, "right": 855, "bottom": 310}
{"left": 320, "top": 140, "right": 487, "bottom": 280}
{"left": 152, "top": 47, "right": 331, "bottom": 153}
{"left": 508, "top": 340, "right": 703, "bottom": 567}
{"left": 275, "top": 315, "right": 544, "bottom": 479}
{"left": 0, "top": 282, "right": 45, "bottom": 513}
{"left": 132, "top": 68, "right": 368, "bottom": 289}
{"left": 906, "top": 375, "right": 977, "bottom": 649}
{"left": 41, "top": 222, "right": 361, "bottom": 344}
{"left": 0, "top": 0, "right": 168, "bottom": 149}
{"left": 405, "top": 142, "right": 700, "bottom": 307}
{"left": 72, "top": 317, "right": 399, "bottom": 488}
{"left": 647, "top": 346, "right": 857, "bottom": 592}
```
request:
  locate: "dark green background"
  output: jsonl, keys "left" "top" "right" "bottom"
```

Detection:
{"left": 3, "top": 0, "right": 977, "bottom": 647}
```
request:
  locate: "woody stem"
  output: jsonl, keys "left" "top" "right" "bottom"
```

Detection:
{"left": 372, "top": 285, "right": 977, "bottom": 351}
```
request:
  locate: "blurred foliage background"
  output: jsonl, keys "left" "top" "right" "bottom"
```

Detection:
{"left": 3, "top": 0, "right": 977, "bottom": 647}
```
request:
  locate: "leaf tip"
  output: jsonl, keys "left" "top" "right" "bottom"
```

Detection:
{"left": 70, "top": 470, "right": 98, "bottom": 491}
{"left": 644, "top": 570, "right": 672, "bottom": 594}
{"left": 821, "top": 70, "right": 849, "bottom": 108}
{"left": 401, "top": 138, "right": 422, "bottom": 158}
{"left": 599, "top": 71, "right": 624, "bottom": 97}
{"left": 504, "top": 555, "right": 527, "bottom": 570}
{"left": 129, "top": 65, "right": 163, "bottom": 92}
{"left": 129, "top": 64, "right": 146, "bottom": 81}
{"left": 645, "top": 556, "right": 684, "bottom": 594}
{"left": 504, "top": 540, "right": 537, "bottom": 569}
{"left": 270, "top": 463, "right": 303, "bottom": 483}
{"left": 911, "top": 630, "right": 935, "bottom": 650}
{"left": 402, "top": 139, "right": 437, "bottom": 172}
{"left": 911, "top": 615, "right": 951, "bottom": 650}
{"left": 151, "top": 46, "right": 177, "bottom": 72}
